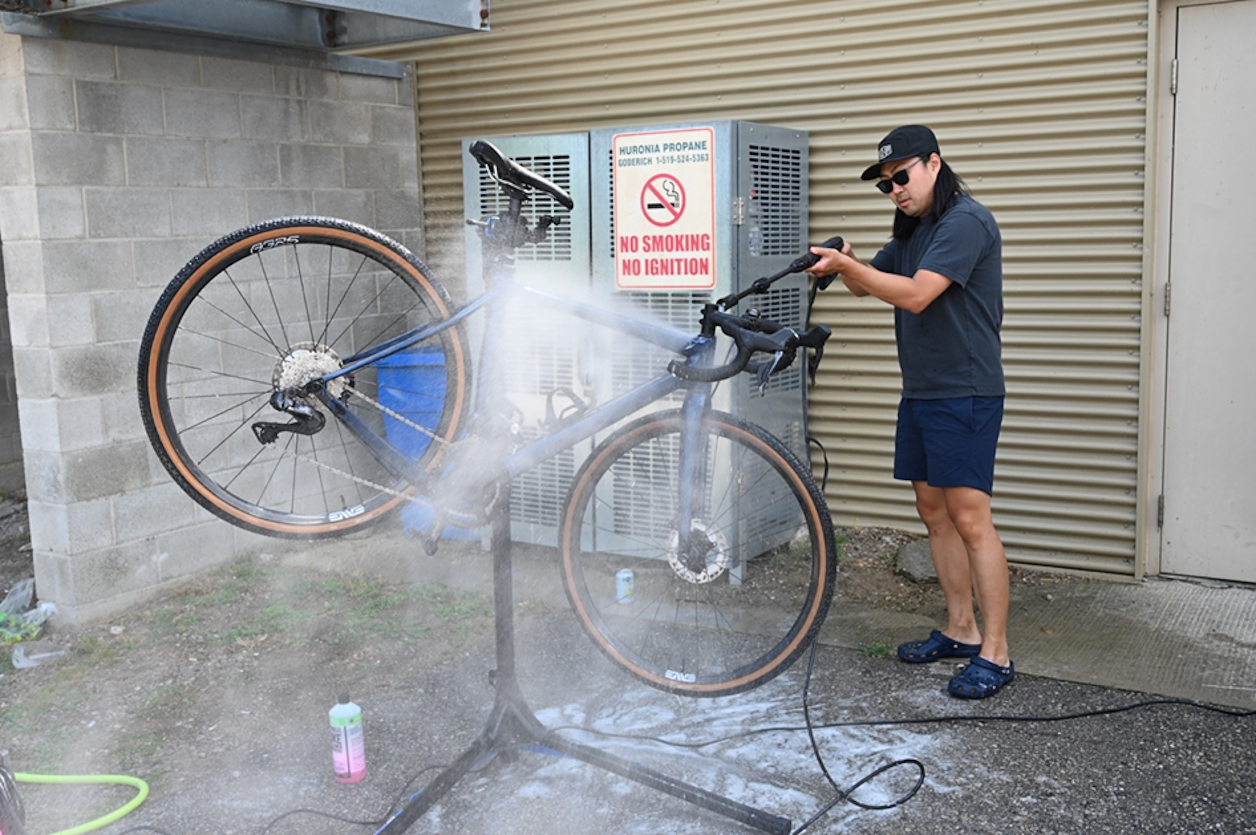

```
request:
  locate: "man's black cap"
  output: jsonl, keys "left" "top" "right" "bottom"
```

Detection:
{"left": 860, "top": 125, "right": 941, "bottom": 180}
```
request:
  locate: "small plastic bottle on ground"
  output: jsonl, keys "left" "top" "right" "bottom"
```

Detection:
{"left": 615, "top": 569, "right": 634, "bottom": 604}
{"left": 329, "top": 694, "right": 366, "bottom": 784}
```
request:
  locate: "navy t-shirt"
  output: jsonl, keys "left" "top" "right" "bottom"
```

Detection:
{"left": 868, "top": 193, "right": 1004, "bottom": 399}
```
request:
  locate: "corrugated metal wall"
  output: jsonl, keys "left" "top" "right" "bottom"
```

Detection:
{"left": 367, "top": 0, "right": 1151, "bottom": 576}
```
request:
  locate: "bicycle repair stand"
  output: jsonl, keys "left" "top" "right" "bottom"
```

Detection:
{"left": 375, "top": 481, "right": 792, "bottom": 835}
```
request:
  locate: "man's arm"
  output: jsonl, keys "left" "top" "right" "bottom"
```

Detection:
{"left": 809, "top": 246, "right": 952, "bottom": 314}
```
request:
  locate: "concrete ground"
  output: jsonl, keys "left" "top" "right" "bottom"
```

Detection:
{"left": 118, "top": 536, "right": 1256, "bottom": 835}
{"left": 828, "top": 563, "right": 1256, "bottom": 712}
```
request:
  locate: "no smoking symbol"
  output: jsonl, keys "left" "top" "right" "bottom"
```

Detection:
{"left": 641, "top": 174, "right": 686, "bottom": 227}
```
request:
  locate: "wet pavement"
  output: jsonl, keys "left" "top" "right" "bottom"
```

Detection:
{"left": 119, "top": 538, "right": 1256, "bottom": 835}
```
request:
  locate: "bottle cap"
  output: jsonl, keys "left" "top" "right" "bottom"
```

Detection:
{"left": 338, "top": 693, "right": 350, "bottom": 704}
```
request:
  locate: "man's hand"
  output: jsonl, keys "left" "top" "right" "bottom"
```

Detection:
{"left": 805, "top": 239, "right": 855, "bottom": 277}
{"left": 806, "top": 240, "right": 871, "bottom": 297}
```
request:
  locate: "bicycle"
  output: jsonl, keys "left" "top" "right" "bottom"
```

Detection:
{"left": 138, "top": 140, "right": 841, "bottom": 698}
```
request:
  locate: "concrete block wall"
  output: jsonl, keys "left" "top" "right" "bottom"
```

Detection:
{"left": 0, "top": 34, "right": 421, "bottom": 624}
{"left": 0, "top": 41, "right": 25, "bottom": 497}
{"left": 0, "top": 244, "right": 23, "bottom": 496}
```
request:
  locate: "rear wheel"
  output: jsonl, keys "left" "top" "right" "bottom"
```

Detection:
{"left": 559, "top": 410, "right": 836, "bottom": 697}
{"left": 138, "top": 217, "right": 471, "bottom": 539}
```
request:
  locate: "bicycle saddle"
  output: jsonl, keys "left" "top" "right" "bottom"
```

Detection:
{"left": 469, "top": 140, "right": 575, "bottom": 210}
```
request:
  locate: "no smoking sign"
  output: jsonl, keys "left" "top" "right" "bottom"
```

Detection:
{"left": 612, "top": 127, "right": 715, "bottom": 289}
{"left": 641, "top": 174, "right": 685, "bottom": 227}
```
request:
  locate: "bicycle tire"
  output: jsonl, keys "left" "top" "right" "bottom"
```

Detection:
{"left": 560, "top": 410, "right": 836, "bottom": 697}
{"left": 138, "top": 217, "right": 471, "bottom": 539}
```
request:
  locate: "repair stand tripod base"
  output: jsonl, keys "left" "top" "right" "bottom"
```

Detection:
{"left": 376, "top": 486, "right": 792, "bottom": 835}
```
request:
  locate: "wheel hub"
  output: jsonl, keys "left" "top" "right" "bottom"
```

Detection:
{"left": 274, "top": 342, "right": 349, "bottom": 400}
{"left": 667, "top": 521, "right": 729, "bottom": 584}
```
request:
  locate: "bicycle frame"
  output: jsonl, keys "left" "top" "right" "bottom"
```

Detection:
{"left": 316, "top": 270, "right": 723, "bottom": 540}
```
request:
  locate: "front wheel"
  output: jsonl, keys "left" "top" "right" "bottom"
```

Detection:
{"left": 560, "top": 411, "right": 836, "bottom": 697}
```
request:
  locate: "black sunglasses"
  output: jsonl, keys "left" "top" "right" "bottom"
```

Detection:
{"left": 875, "top": 157, "right": 926, "bottom": 194}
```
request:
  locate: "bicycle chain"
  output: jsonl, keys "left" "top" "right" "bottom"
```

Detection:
{"left": 347, "top": 385, "right": 450, "bottom": 446}
{"left": 270, "top": 440, "right": 426, "bottom": 506}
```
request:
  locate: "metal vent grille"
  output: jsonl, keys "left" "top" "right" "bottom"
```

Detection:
{"left": 603, "top": 146, "right": 617, "bottom": 258}
{"left": 776, "top": 421, "right": 803, "bottom": 461}
{"left": 737, "top": 439, "right": 799, "bottom": 551}
{"left": 506, "top": 330, "right": 578, "bottom": 397}
{"left": 610, "top": 291, "right": 708, "bottom": 400}
{"left": 608, "top": 421, "right": 797, "bottom": 558}
{"left": 744, "top": 286, "right": 804, "bottom": 396}
{"left": 511, "top": 425, "right": 576, "bottom": 528}
{"left": 478, "top": 154, "right": 574, "bottom": 262}
{"left": 495, "top": 290, "right": 579, "bottom": 396}
{"left": 746, "top": 144, "right": 804, "bottom": 257}
{"left": 611, "top": 428, "right": 686, "bottom": 540}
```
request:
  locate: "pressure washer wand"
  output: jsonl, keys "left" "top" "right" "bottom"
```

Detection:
{"left": 716, "top": 236, "right": 845, "bottom": 309}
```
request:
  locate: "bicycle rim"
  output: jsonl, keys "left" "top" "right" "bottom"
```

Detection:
{"left": 560, "top": 411, "right": 836, "bottom": 697}
{"left": 138, "top": 217, "right": 471, "bottom": 538}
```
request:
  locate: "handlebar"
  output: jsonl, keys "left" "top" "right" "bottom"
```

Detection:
{"left": 668, "top": 309, "right": 831, "bottom": 384}
{"left": 671, "top": 231, "right": 844, "bottom": 386}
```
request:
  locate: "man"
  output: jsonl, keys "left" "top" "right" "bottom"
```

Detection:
{"left": 807, "top": 125, "right": 1013, "bottom": 698}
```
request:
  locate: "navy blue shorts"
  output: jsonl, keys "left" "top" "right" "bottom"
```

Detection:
{"left": 893, "top": 396, "right": 1004, "bottom": 494}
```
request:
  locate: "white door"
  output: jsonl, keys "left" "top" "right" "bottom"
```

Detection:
{"left": 1161, "top": 0, "right": 1256, "bottom": 581}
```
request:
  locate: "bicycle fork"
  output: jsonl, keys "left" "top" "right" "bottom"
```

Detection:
{"left": 669, "top": 331, "right": 740, "bottom": 587}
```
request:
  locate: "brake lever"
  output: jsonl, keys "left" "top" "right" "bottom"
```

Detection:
{"left": 755, "top": 350, "right": 796, "bottom": 396}
{"left": 807, "top": 343, "right": 824, "bottom": 387}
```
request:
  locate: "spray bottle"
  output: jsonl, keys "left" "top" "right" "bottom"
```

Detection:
{"left": 329, "top": 694, "right": 366, "bottom": 784}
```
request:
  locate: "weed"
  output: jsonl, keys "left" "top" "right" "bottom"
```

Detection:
{"left": 117, "top": 730, "right": 164, "bottom": 771}
{"left": 0, "top": 681, "right": 90, "bottom": 772}
{"left": 139, "top": 684, "right": 191, "bottom": 720}
{"left": 0, "top": 680, "right": 89, "bottom": 729}
{"left": 257, "top": 603, "right": 314, "bottom": 632}
{"left": 18, "top": 736, "right": 69, "bottom": 773}
{"left": 75, "top": 635, "right": 122, "bottom": 666}
{"left": 221, "top": 623, "right": 269, "bottom": 644}
{"left": 183, "top": 585, "right": 240, "bottom": 609}
{"left": 414, "top": 582, "right": 491, "bottom": 622}
{"left": 860, "top": 641, "right": 894, "bottom": 659}
{"left": 225, "top": 559, "right": 271, "bottom": 584}
{"left": 171, "top": 565, "right": 499, "bottom": 647}
{"left": 318, "top": 576, "right": 349, "bottom": 597}
{"left": 149, "top": 606, "right": 178, "bottom": 632}
{"left": 403, "top": 623, "right": 433, "bottom": 640}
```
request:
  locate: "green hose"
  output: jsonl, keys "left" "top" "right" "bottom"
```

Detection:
{"left": 12, "top": 772, "right": 149, "bottom": 835}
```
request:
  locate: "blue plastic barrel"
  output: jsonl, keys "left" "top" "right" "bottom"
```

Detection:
{"left": 375, "top": 347, "right": 477, "bottom": 540}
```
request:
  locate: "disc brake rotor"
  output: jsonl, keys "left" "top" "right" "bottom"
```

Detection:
{"left": 667, "top": 520, "right": 730, "bottom": 584}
